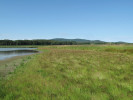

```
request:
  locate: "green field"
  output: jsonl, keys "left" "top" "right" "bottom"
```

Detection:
{"left": 0, "top": 45, "right": 133, "bottom": 100}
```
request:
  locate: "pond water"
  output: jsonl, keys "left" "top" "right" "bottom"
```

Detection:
{"left": 0, "top": 48, "right": 38, "bottom": 60}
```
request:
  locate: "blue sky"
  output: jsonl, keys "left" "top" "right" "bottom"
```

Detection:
{"left": 0, "top": 0, "right": 133, "bottom": 42}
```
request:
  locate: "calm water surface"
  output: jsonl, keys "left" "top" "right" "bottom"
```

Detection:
{"left": 0, "top": 48, "right": 37, "bottom": 60}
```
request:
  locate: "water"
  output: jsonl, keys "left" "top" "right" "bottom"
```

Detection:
{"left": 0, "top": 48, "right": 38, "bottom": 60}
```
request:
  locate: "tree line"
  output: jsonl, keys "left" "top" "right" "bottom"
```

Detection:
{"left": 0, "top": 40, "right": 130, "bottom": 46}
{"left": 0, "top": 40, "right": 77, "bottom": 45}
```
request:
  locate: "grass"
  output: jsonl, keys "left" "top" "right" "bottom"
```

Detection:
{"left": 0, "top": 45, "right": 133, "bottom": 100}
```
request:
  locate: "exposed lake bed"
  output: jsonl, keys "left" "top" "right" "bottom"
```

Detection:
{"left": 0, "top": 48, "right": 38, "bottom": 78}
{"left": 0, "top": 56, "right": 28, "bottom": 78}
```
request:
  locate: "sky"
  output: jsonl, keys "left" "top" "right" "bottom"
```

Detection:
{"left": 0, "top": 0, "right": 133, "bottom": 42}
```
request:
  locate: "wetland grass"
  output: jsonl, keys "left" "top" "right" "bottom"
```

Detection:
{"left": 0, "top": 45, "right": 133, "bottom": 100}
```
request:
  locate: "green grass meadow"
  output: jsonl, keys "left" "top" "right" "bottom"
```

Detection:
{"left": 0, "top": 45, "right": 133, "bottom": 100}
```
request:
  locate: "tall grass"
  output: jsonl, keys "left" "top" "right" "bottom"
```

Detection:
{"left": 0, "top": 45, "right": 133, "bottom": 100}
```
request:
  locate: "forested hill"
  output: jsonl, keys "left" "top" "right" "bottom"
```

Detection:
{"left": 0, "top": 39, "right": 129, "bottom": 45}
{"left": 51, "top": 38, "right": 106, "bottom": 44}
{"left": 51, "top": 38, "right": 128, "bottom": 44}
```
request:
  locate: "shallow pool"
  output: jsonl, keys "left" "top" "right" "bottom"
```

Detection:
{"left": 0, "top": 48, "right": 37, "bottom": 60}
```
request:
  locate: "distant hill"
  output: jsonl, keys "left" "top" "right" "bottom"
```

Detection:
{"left": 51, "top": 38, "right": 106, "bottom": 44}
{"left": 0, "top": 38, "right": 129, "bottom": 45}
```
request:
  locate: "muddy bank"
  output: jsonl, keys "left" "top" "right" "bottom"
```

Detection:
{"left": 0, "top": 56, "right": 23, "bottom": 66}
{"left": 0, "top": 55, "right": 33, "bottom": 78}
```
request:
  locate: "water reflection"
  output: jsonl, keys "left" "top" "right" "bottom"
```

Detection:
{"left": 0, "top": 48, "right": 38, "bottom": 60}
{"left": 0, "top": 48, "right": 36, "bottom": 51}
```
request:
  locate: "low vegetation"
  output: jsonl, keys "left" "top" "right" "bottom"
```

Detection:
{"left": 0, "top": 45, "right": 133, "bottom": 100}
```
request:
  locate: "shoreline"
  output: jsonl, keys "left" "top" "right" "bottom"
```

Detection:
{"left": 0, "top": 49, "right": 39, "bottom": 66}
{"left": 0, "top": 55, "right": 27, "bottom": 66}
{"left": 0, "top": 54, "right": 35, "bottom": 78}
{"left": 0, "top": 48, "right": 40, "bottom": 78}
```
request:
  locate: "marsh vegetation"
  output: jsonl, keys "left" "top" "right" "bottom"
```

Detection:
{"left": 0, "top": 45, "right": 133, "bottom": 100}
